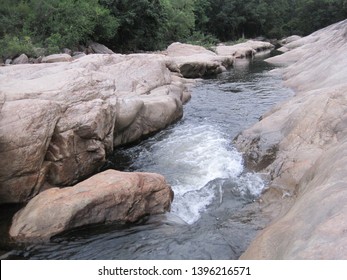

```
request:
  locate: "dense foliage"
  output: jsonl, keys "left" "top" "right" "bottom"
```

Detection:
{"left": 1, "top": 0, "right": 346, "bottom": 58}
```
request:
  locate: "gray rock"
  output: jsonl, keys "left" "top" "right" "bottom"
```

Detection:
{"left": 89, "top": 42, "right": 114, "bottom": 54}
{"left": 12, "top": 54, "right": 29, "bottom": 65}
{"left": 72, "top": 51, "right": 86, "bottom": 59}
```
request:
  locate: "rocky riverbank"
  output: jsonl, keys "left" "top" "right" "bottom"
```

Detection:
{"left": 0, "top": 40, "right": 273, "bottom": 242}
{"left": 234, "top": 19, "right": 347, "bottom": 259}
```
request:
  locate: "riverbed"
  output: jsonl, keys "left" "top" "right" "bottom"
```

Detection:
{"left": 2, "top": 53, "right": 293, "bottom": 260}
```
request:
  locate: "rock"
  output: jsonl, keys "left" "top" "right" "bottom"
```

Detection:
{"left": 280, "top": 35, "right": 302, "bottom": 45}
{"left": 5, "top": 59, "right": 12, "bottom": 65}
{"left": 72, "top": 52, "right": 86, "bottom": 59}
{"left": 277, "top": 38, "right": 301, "bottom": 52}
{"left": 0, "top": 100, "right": 62, "bottom": 203}
{"left": 0, "top": 53, "right": 189, "bottom": 203}
{"left": 12, "top": 54, "right": 29, "bottom": 65}
{"left": 167, "top": 42, "right": 216, "bottom": 57}
{"left": 41, "top": 54, "right": 72, "bottom": 63}
{"left": 9, "top": 170, "right": 173, "bottom": 242}
{"left": 63, "top": 48, "right": 72, "bottom": 56}
{"left": 89, "top": 42, "right": 114, "bottom": 54}
{"left": 216, "top": 40, "right": 274, "bottom": 58}
{"left": 235, "top": 19, "right": 347, "bottom": 259}
{"left": 241, "top": 139, "right": 347, "bottom": 259}
{"left": 46, "top": 99, "right": 117, "bottom": 186}
{"left": 29, "top": 56, "right": 42, "bottom": 64}
{"left": 166, "top": 42, "right": 233, "bottom": 78}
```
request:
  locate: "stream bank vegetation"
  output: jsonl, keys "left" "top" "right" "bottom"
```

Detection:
{"left": 1, "top": 0, "right": 347, "bottom": 59}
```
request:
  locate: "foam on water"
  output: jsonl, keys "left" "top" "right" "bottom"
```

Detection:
{"left": 130, "top": 123, "right": 264, "bottom": 224}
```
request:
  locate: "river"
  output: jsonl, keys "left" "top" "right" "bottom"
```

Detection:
{"left": 2, "top": 52, "right": 293, "bottom": 260}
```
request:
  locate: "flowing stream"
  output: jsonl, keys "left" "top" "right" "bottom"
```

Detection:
{"left": 2, "top": 53, "right": 293, "bottom": 260}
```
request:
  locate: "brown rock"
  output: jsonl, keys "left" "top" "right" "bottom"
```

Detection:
{"left": 0, "top": 53, "right": 189, "bottom": 203}
{"left": 0, "top": 100, "right": 61, "bottom": 203}
{"left": 9, "top": 170, "right": 173, "bottom": 242}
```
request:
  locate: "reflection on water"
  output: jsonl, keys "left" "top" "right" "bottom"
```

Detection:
{"left": 2, "top": 53, "right": 293, "bottom": 260}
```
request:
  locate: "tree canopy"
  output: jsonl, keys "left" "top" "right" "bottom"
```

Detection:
{"left": 1, "top": 0, "right": 346, "bottom": 58}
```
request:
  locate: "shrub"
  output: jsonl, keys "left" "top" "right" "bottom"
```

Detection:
{"left": 185, "top": 31, "right": 219, "bottom": 49}
{"left": 0, "top": 35, "right": 35, "bottom": 59}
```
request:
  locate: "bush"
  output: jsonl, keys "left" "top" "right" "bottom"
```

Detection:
{"left": 44, "top": 34, "right": 64, "bottom": 55}
{"left": 0, "top": 35, "right": 35, "bottom": 59}
{"left": 185, "top": 31, "right": 219, "bottom": 49}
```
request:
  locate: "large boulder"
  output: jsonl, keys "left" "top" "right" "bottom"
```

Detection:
{"left": 12, "top": 54, "right": 29, "bottom": 65}
{"left": 0, "top": 53, "right": 190, "bottom": 203}
{"left": 9, "top": 170, "right": 173, "bottom": 242}
{"left": 166, "top": 42, "right": 233, "bottom": 78}
{"left": 235, "top": 19, "right": 347, "bottom": 259}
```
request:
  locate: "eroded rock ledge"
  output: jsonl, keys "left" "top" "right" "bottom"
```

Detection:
{"left": 234, "top": 20, "right": 347, "bottom": 259}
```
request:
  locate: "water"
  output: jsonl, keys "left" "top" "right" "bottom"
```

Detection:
{"left": 2, "top": 53, "right": 293, "bottom": 260}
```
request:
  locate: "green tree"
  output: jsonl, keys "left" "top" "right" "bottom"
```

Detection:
{"left": 294, "top": 0, "right": 347, "bottom": 35}
{"left": 0, "top": 0, "right": 119, "bottom": 58}
{"left": 193, "top": 0, "right": 212, "bottom": 32}
{"left": 99, "top": 0, "right": 166, "bottom": 51}
{"left": 160, "top": 0, "right": 196, "bottom": 43}
{"left": 2, "top": 0, "right": 347, "bottom": 58}
{"left": 27, "top": 0, "right": 119, "bottom": 50}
